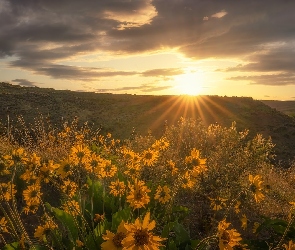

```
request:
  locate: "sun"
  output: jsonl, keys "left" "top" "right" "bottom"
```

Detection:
{"left": 174, "top": 71, "right": 204, "bottom": 96}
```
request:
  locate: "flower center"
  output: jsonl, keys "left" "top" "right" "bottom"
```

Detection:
{"left": 221, "top": 230, "right": 230, "bottom": 244}
{"left": 144, "top": 153, "right": 153, "bottom": 160}
{"left": 135, "top": 190, "right": 143, "bottom": 200}
{"left": 191, "top": 158, "right": 200, "bottom": 166}
{"left": 112, "top": 232, "right": 126, "bottom": 247}
{"left": 30, "top": 190, "right": 38, "bottom": 198}
{"left": 250, "top": 184, "right": 257, "bottom": 193}
{"left": 63, "top": 164, "right": 71, "bottom": 172}
{"left": 134, "top": 229, "right": 149, "bottom": 246}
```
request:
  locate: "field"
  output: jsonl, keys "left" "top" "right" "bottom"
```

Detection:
{"left": 1, "top": 83, "right": 295, "bottom": 249}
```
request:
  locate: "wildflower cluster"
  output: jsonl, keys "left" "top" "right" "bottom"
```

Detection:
{"left": 0, "top": 117, "right": 294, "bottom": 249}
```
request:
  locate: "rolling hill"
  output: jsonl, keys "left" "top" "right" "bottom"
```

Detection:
{"left": 1, "top": 82, "right": 295, "bottom": 167}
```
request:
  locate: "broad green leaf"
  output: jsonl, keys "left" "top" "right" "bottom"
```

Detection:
{"left": 112, "top": 207, "right": 131, "bottom": 230}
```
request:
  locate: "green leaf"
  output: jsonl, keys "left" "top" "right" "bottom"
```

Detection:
{"left": 167, "top": 240, "right": 178, "bottom": 250}
{"left": 3, "top": 242, "right": 19, "bottom": 250}
{"left": 50, "top": 206, "right": 78, "bottom": 248}
{"left": 173, "top": 221, "right": 190, "bottom": 245}
{"left": 162, "top": 222, "right": 176, "bottom": 238}
{"left": 111, "top": 207, "right": 131, "bottom": 230}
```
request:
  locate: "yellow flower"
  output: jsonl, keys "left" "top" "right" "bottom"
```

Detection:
{"left": 4, "top": 147, "right": 28, "bottom": 166}
{"left": 249, "top": 174, "right": 265, "bottom": 202}
{"left": 109, "top": 180, "right": 126, "bottom": 197}
{"left": 27, "top": 153, "right": 41, "bottom": 168}
{"left": 95, "top": 159, "right": 117, "bottom": 178}
{"left": 76, "top": 239, "right": 84, "bottom": 247}
{"left": 20, "top": 169, "right": 37, "bottom": 182}
{"left": 283, "top": 240, "right": 295, "bottom": 250}
{"left": 23, "top": 202, "right": 40, "bottom": 214}
{"left": 181, "top": 171, "right": 196, "bottom": 189}
{"left": 185, "top": 148, "right": 206, "bottom": 167}
{"left": 23, "top": 182, "right": 42, "bottom": 206}
{"left": 101, "top": 221, "right": 127, "bottom": 249}
{"left": 191, "top": 165, "right": 207, "bottom": 178}
{"left": 61, "top": 180, "right": 78, "bottom": 197}
{"left": 34, "top": 220, "right": 57, "bottom": 241}
{"left": 122, "top": 149, "right": 134, "bottom": 162}
{"left": 154, "top": 185, "right": 171, "bottom": 204}
{"left": 209, "top": 197, "right": 227, "bottom": 211}
{"left": 39, "top": 160, "right": 59, "bottom": 183}
{"left": 234, "top": 201, "right": 241, "bottom": 214}
{"left": 0, "top": 182, "right": 16, "bottom": 201}
{"left": 166, "top": 160, "right": 178, "bottom": 176}
{"left": 0, "top": 217, "right": 9, "bottom": 233}
{"left": 124, "top": 162, "right": 141, "bottom": 178}
{"left": 57, "top": 157, "right": 73, "bottom": 179}
{"left": 70, "top": 144, "right": 91, "bottom": 165}
{"left": 141, "top": 149, "right": 159, "bottom": 167}
{"left": 241, "top": 214, "right": 247, "bottom": 230}
{"left": 122, "top": 212, "right": 165, "bottom": 250}
{"left": 127, "top": 179, "right": 151, "bottom": 210}
{"left": 217, "top": 219, "right": 242, "bottom": 250}
{"left": 94, "top": 213, "right": 105, "bottom": 223}
{"left": 89, "top": 153, "right": 103, "bottom": 170}
{"left": 62, "top": 200, "right": 81, "bottom": 216}
{"left": 151, "top": 137, "right": 169, "bottom": 151}
{"left": 252, "top": 222, "right": 260, "bottom": 234}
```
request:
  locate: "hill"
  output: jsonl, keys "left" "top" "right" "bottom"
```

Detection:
{"left": 1, "top": 82, "right": 295, "bottom": 167}
{"left": 261, "top": 100, "right": 295, "bottom": 117}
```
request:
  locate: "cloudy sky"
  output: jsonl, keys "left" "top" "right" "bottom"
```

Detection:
{"left": 1, "top": 0, "right": 295, "bottom": 100}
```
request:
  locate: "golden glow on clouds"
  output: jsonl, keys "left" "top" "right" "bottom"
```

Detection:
{"left": 211, "top": 10, "right": 228, "bottom": 18}
{"left": 103, "top": 0, "right": 157, "bottom": 30}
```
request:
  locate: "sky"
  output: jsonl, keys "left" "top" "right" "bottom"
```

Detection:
{"left": 1, "top": 0, "right": 295, "bottom": 100}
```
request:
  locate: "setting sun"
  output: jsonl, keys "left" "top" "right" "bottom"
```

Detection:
{"left": 174, "top": 71, "right": 204, "bottom": 95}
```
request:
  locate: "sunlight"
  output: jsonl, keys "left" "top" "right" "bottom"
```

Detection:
{"left": 174, "top": 71, "right": 204, "bottom": 96}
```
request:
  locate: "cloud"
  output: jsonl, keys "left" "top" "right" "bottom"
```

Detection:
{"left": 227, "top": 73, "right": 295, "bottom": 86}
{"left": 141, "top": 68, "right": 184, "bottom": 77}
{"left": 2, "top": 0, "right": 295, "bottom": 87}
{"left": 223, "top": 46, "right": 295, "bottom": 73}
{"left": 96, "top": 83, "right": 172, "bottom": 93}
{"left": 211, "top": 10, "right": 227, "bottom": 18}
{"left": 12, "top": 79, "right": 37, "bottom": 87}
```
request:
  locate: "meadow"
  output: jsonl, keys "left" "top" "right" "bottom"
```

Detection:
{"left": 1, "top": 115, "right": 295, "bottom": 249}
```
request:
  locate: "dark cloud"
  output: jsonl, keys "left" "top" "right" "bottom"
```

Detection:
{"left": 223, "top": 47, "right": 295, "bottom": 73}
{"left": 223, "top": 45, "right": 295, "bottom": 85}
{"left": 1, "top": 0, "right": 295, "bottom": 86}
{"left": 12, "top": 79, "right": 36, "bottom": 87}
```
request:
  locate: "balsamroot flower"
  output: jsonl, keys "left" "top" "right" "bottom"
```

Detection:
{"left": 154, "top": 185, "right": 171, "bottom": 204}
{"left": 127, "top": 179, "right": 151, "bottom": 209}
{"left": 249, "top": 174, "right": 265, "bottom": 202}
{"left": 141, "top": 149, "right": 159, "bottom": 167}
{"left": 122, "top": 212, "right": 165, "bottom": 250}
{"left": 101, "top": 221, "right": 127, "bottom": 249}
{"left": 217, "top": 219, "right": 242, "bottom": 250}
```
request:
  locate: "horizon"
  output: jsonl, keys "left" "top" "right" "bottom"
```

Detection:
{"left": 1, "top": 1, "right": 295, "bottom": 100}
{"left": 3, "top": 81, "right": 295, "bottom": 102}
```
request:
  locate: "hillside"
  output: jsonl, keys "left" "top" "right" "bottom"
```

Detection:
{"left": 1, "top": 82, "right": 295, "bottom": 167}
{"left": 261, "top": 100, "right": 295, "bottom": 117}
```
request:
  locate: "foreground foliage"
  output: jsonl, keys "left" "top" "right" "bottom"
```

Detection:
{"left": 0, "top": 117, "right": 295, "bottom": 249}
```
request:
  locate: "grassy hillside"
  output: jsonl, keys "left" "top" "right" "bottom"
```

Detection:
{"left": 261, "top": 100, "right": 295, "bottom": 117}
{"left": 1, "top": 82, "right": 295, "bottom": 166}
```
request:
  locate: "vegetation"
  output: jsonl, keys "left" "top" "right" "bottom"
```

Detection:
{"left": 1, "top": 115, "right": 295, "bottom": 249}
{"left": 1, "top": 82, "right": 295, "bottom": 167}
